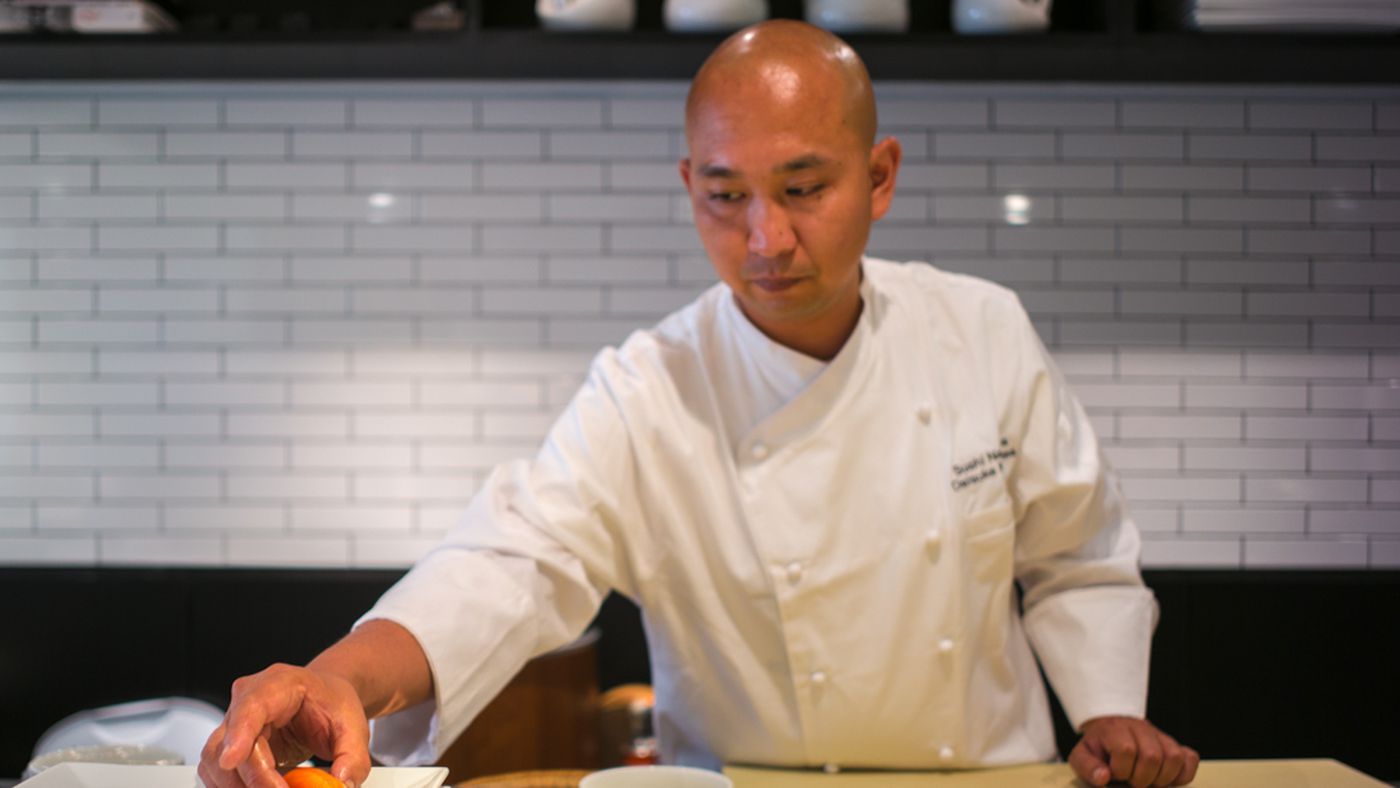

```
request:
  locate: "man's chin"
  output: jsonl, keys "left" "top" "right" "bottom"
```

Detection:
{"left": 739, "top": 292, "right": 822, "bottom": 325}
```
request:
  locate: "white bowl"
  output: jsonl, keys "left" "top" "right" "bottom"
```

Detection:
{"left": 537, "top": 0, "right": 636, "bottom": 32}
{"left": 952, "top": 0, "right": 1052, "bottom": 34}
{"left": 807, "top": 0, "right": 909, "bottom": 33}
{"left": 663, "top": 0, "right": 768, "bottom": 33}
{"left": 581, "top": 765, "right": 734, "bottom": 788}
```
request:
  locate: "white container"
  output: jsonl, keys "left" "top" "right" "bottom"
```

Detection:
{"left": 581, "top": 765, "right": 734, "bottom": 788}
{"left": 31, "top": 697, "right": 223, "bottom": 768}
{"left": 537, "top": 0, "right": 635, "bottom": 32}
{"left": 0, "top": 5, "right": 35, "bottom": 32}
{"left": 952, "top": 0, "right": 1051, "bottom": 34}
{"left": 24, "top": 745, "right": 183, "bottom": 780}
{"left": 664, "top": 0, "right": 767, "bottom": 33}
{"left": 71, "top": 1, "right": 176, "bottom": 32}
{"left": 806, "top": 0, "right": 909, "bottom": 33}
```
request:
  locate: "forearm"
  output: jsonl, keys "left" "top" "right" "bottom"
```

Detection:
{"left": 307, "top": 618, "right": 434, "bottom": 720}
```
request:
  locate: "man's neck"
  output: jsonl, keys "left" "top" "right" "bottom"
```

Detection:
{"left": 745, "top": 288, "right": 864, "bottom": 362}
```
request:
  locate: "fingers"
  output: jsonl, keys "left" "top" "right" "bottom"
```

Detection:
{"left": 235, "top": 735, "right": 289, "bottom": 788}
{"left": 199, "top": 724, "right": 248, "bottom": 788}
{"left": 1068, "top": 738, "right": 1112, "bottom": 787}
{"left": 1127, "top": 723, "right": 1164, "bottom": 788}
{"left": 1137, "top": 729, "right": 1202, "bottom": 787}
{"left": 204, "top": 663, "right": 370, "bottom": 788}
{"left": 206, "top": 667, "right": 300, "bottom": 786}
{"left": 1099, "top": 724, "right": 1139, "bottom": 784}
{"left": 1149, "top": 733, "right": 1190, "bottom": 787}
{"left": 1076, "top": 718, "right": 1201, "bottom": 788}
{"left": 1176, "top": 746, "right": 1201, "bottom": 786}
{"left": 198, "top": 759, "right": 246, "bottom": 788}
{"left": 219, "top": 675, "right": 274, "bottom": 770}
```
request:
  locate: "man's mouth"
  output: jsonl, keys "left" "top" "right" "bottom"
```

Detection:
{"left": 751, "top": 277, "right": 802, "bottom": 293}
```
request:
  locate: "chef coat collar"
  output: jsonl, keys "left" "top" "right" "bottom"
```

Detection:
{"left": 727, "top": 259, "right": 884, "bottom": 454}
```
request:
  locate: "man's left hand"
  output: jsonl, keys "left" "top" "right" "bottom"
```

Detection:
{"left": 1070, "top": 715, "right": 1200, "bottom": 787}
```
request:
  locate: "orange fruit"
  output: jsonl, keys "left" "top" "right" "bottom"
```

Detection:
{"left": 283, "top": 766, "right": 346, "bottom": 788}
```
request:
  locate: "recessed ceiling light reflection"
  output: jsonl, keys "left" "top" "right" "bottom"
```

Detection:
{"left": 368, "top": 192, "right": 396, "bottom": 209}
{"left": 1003, "top": 194, "right": 1031, "bottom": 226}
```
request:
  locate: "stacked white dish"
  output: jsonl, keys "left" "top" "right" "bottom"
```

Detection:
{"left": 1186, "top": 0, "right": 1400, "bottom": 32}
{"left": 952, "top": 0, "right": 1052, "bottom": 34}
{"left": 0, "top": 0, "right": 176, "bottom": 32}
{"left": 537, "top": 0, "right": 635, "bottom": 31}
{"left": 664, "top": 0, "right": 767, "bottom": 32}
{"left": 806, "top": 0, "right": 909, "bottom": 33}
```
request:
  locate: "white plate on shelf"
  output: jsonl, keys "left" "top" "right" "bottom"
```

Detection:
{"left": 17, "top": 763, "right": 449, "bottom": 788}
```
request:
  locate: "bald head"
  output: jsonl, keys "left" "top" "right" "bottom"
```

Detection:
{"left": 686, "top": 20, "right": 877, "bottom": 151}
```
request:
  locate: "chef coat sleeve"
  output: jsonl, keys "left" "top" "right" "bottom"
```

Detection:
{"left": 993, "top": 292, "right": 1159, "bottom": 733}
{"left": 350, "top": 348, "right": 647, "bottom": 765}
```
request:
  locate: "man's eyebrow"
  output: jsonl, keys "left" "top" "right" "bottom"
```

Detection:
{"left": 698, "top": 164, "right": 738, "bottom": 179}
{"left": 696, "top": 155, "right": 835, "bottom": 180}
{"left": 775, "top": 154, "right": 833, "bottom": 173}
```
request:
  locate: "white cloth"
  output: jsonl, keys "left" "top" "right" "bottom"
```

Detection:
{"left": 359, "top": 257, "right": 1158, "bottom": 772}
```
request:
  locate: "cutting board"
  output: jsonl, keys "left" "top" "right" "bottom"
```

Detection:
{"left": 725, "top": 759, "right": 1387, "bottom": 787}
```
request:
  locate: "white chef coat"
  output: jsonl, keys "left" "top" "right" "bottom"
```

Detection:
{"left": 358, "top": 257, "right": 1158, "bottom": 772}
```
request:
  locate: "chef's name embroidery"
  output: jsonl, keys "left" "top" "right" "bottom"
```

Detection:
{"left": 950, "top": 439, "right": 1017, "bottom": 492}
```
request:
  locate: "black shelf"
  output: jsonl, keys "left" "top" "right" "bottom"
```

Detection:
{"left": 0, "top": 0, "right": 1396, "bottom": 82}
{"left": 0, "top": 28, "right": 1397, "bottom": 82}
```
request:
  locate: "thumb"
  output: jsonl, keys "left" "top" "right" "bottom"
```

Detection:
{"left": 1069, "top": 737, "right": 1112, "bottom": 787}
{"left": 330, "top": 752, "right": 372, "bottom": 788}
{"left": 329, "top": 722, "right": 372, "bottom": 788}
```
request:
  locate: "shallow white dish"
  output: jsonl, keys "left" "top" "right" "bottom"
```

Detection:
{"left": 17, "top": 763, "right": 449, "bottom": 788}
{"left": 581, "top": 765, "right": 732, "bottom": 788}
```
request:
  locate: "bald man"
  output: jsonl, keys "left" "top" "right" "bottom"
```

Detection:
{"left": 200, "top": 21, "right": 1197, "bottom": 788}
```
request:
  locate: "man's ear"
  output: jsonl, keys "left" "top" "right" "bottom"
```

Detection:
{"left": 679, "top": 158, "right": 693, "bottom": 192}
{"left": 868, "top": 137, "right": 902, "bottom": 222}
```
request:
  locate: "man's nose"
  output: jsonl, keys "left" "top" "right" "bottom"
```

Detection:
{"left": 746, "top": 198, "right": 796, "bottom": 257}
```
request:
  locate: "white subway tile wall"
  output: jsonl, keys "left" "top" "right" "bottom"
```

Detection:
{"left": 0, "top": 83, "right": 1396, "bottom": 569}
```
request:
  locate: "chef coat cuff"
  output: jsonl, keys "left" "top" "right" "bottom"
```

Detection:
{"left": 364, "top": 698, "right": 440, "bottom": 767}
{"left": 1022, "top": 584, "right": 1158, "bottom": 732}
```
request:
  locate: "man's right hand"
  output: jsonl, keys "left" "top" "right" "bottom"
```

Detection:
{"left": 198, "top": 663, "right": 372, "bottom": 788}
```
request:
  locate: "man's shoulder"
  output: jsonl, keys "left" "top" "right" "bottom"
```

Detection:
{"left": 587, "top": 282, "right": 726, "bottom": 395}
{"left": 614, "top": 281, "right": 725, "bottom": 358}
{"left": 866, "top": 257, "right": 1026, "bottom": 321}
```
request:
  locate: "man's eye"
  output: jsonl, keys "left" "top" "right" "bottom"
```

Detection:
{"left": 788, "top": 183, "right": 825, "bottom": 197}
{"left": 708, "top": 192, "right": 743, "bottom": 203}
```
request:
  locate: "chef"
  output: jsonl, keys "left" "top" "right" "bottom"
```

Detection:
{"left": 200, "top": 20, "right": 1199, "bottom": 788}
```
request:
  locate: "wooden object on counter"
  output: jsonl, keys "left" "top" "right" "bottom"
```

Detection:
{"left": 435, "top": 630, "right": 601, "bottom": 785}
{"left": 458, "top": 769, "right": 591, "bottom": 787}
{"left": 597, "top": 684, "right": 656, "bottom": 767}
{"left": 725, "top": 759, "right": 1388, "bottom": 787}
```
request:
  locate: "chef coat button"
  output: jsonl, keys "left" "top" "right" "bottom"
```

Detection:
{"left": 822, "top": 763, "right": 841, "bottom": 774}
{"left": 924, "top": 528, "right": 943, "bottom": 556}
{"left": 938, "top": 638, "right": 955, "bottom": 654}
{"left": 916, "top": 402, "right": 932, "bottom": 424}
{"left": 751, "top": 442, "right": 769, "bottom": 461}
{"left": 810, "top": 670, "right": 827, "bottom": 687}
{"left": 939, "top": 745, "right": 956, "bottom": 761}
{"left": 785, "top": 561, "right": 803, "bottom": 585}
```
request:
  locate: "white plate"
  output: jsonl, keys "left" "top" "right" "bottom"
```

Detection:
{"left": 17, "top": 763, "right": 449, "bottom": 788}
